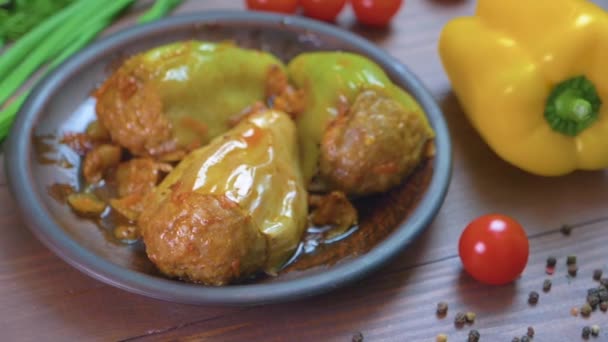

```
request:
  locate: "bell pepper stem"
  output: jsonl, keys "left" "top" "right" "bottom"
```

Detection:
{"left": 555, "top": 89, "right": 592, "bottom": 122}
{"left": 544, "top": 76, "right": 602, "bottom": 136}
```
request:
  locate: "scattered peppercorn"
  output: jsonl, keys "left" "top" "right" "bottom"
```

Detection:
{"left": 568, "top": 264, "right": 578, "bottom": 277}
{"left": 581, "top": 303, "right": 592, "bottom": 317}
{"left": 436, "top": 333, "right": 448, "bottom": 342}
{"left": 571, "top": 307, "right": 580, "bottom": 316}
{"left": 546, "top": 256, "right": 557, "bottom": 268}
{"left": 582, "top": 326, "right": 591, "bottom": 339}
{"left": 454, "top": 312, "right": 466, "bottom": 326}
{"left": 566, "top": 255, "right": 577, "bottom": 265}
{"left": 528, "top": 291, "right": 539, "bottom": 305}
{"left": 352, "top": 332, "right": 364, "bottom": 342}
{"left": 543, "top": 279, "right": 552, "bottom": 292}
{"left": 600, "top": 278, "right": 608, "bottom": 287}
{"left": 465, "top": 312, "right": 476, "bottom": 324}
{"left": 520, "top": 336, "right": 530, "bottom": 342}
{"left": 527, "top": 326, "right": 535, "bottom": 338}
{"left": 600, "top": 301, "right": 608, "bottom": 312}
{"left": 560, "top": 224, "right": 572, "bottom": 235}
{"left": 591, "top": 325, "right": 600, "bottom": 337}
{"left": 436, "top": 302, "right": 448, "bottom": 317}
{"left": 593, "top": 269, "right": 603, "bottom": 281}
{"left": 468, "top": 329, "right": 480, "bottom": 342}
{"left": 598, "top": 287, "right": 608, "bottom": 302}
{"left": 587, "top": 293, "right": 600, "bottom": 309}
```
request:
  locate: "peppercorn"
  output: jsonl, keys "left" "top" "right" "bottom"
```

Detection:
{"left": 568, "top": 264, "right": 578, "bottom": 277}
{"left": 465, "top": 311, "right": 476, "bottom": 323}
{"left": 588, "top": 288, "right": 599, "bottom": 296}
{"left": 600, "top": 301, "right": 608, "bottom": 312}
{"left": 581, "top": 303, "right": 592, "bottom": 317}
{"left": 582, "top": 326, "right": 591, "bottom": 339}
{"left": 454, "top": 312, "right": 466, "bottom": 326}
{"left": 600, "top": 278, "right": 608, "bottom": 287}
{"left": 593, "top": 269, "right": 603, "bottom": 281}
{"left": 468, "top": 330, "right": 480, "bottom": 342}
{"left": 598, "top": 287, "right": 608, "bottom": 302}
{"left": 528, "top": 291, "right": 539, "bottom": 305}
{"left": 511, "top": 338, "right": 520, "bottom": 342}
{"left": 571, "top": 307, "right": 580, "bottom": 316}
{"left": 543, "top": 279, "right": 552, "bottom": 292}
{"left": 560, "top": 224, "right": 572, "bottom": 235}
{"left": 352, "top": 332, "right": 364, "bottom": 342}
{"left": 587, "top": 294, "right": 600, "bottom": 309}
{"left": 527, "top": 326, "right": 535, "bottom": 338}
{"left": 436, "top": 333, "right": 448, "bottom": 342}
{"left": 436, "top": 302, "right": 448, "bottom": 317}
{"left": 566, "top": 255, "right": 577, "bottom": 265}
{"left": 520, "top": 336, "right": 530, "bottom": 342}
{"left": 591, "top": 325, "right": 600, "bottom": 337}
{"left": 546, "top": 256, "right": 557, "bottom": 268}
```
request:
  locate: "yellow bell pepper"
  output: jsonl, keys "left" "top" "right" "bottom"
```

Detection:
{"left": 439, "top": 0, "right": 608, "bottom": 176}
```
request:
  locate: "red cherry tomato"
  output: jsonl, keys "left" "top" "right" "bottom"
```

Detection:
{"left": 458, "top": 214, "right": 529, "bottom": 285}
{"left": 245, "top": 0, "right": 298, "bottom": 14}
{"left": 300, "top": 0, "right": 347, "bottom": 22}
{"left": 351, "top": 0, "right": 403, "bottom": 27}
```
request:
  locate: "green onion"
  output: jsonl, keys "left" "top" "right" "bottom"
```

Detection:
{"left": 0, "top": 92, "right": 26, "bottom": 138}
{"left": 0, "top": 0, "right": 89, "bottom": 82}
{"left": 138, "top": 0, "right": 182, "bottom": 23}
{"left": 53, "top": 0, "right": 140, "bottom": 68}
{"left": 0, "top": 0, "right": 74, "bottom": 43}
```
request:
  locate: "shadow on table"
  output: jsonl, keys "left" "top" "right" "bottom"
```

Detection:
{"left": 428, "top": 0, "right": 469, "bottom": 7}
{"left": 455, "top": 269, "right": 519, "bottom": 311}
{"left": 341, "top": 21, "right": 394, "bottom": 44}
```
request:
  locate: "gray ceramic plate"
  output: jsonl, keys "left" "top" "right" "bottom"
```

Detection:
{"left": 5, "top": 11, "right": 451, "bottom": 305}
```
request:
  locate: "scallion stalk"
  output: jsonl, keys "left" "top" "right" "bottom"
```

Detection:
{"left": 138, "top": 0, "right": 183, "bottom": 23}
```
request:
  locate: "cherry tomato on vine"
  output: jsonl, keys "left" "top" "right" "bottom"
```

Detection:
{"left": 458, "top": 214, "right": 529, "bottom": 285}
{"left": 300, "top": 0, "right": 347, "bottom": 22}
{"left": 245, "top": 0, "right": 299, "bottom": 14}
{"left": 351, "top": 0, "right": 403, "bottom": 27}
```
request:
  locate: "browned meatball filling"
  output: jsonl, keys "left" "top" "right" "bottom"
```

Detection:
{"left": 82, "top": 144, "right": 122, "bottom": 184}
{"left": 110, "top": 158, "right": 172, "bottom": 223}
{"left": 115, "top": 158, "right": 165, "bottom": 198}
{"left": 319, "top": 88, "right": 430, "bottom": 196}
{"left": 94, "top": 60, "right": 178, "bottom": 158}
{"left": 139, "top": 191, "right": 268, "bottom": 286}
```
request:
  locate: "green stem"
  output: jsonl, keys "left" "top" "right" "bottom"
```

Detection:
{"left": 555, "top": 88, "right": 592, "bottom": 122}
{"left": 0, "top": 91, "right": 27, "bottom": 139}
{"left": 544, "top": 76, "right": 602, "bottom": 136}
{"left": 138, "top": 0, "right": 183, "bottom": 24}
{"left": 50, "top": 1, "right": 133, "bottom": 69}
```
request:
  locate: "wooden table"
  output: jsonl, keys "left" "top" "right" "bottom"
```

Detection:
{"left": 2, "top": 1, "right": 608, "bottom": 341}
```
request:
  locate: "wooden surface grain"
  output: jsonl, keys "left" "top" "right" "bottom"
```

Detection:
{"left": 2, "top": 1, "right": 608, "bottom": 341}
